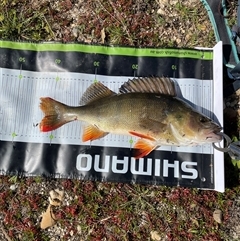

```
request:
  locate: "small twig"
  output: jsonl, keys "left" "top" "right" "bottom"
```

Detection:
{"left": 0, "top": 223, "right": 12, "bottom": 241}
{"left": 100, "top": 216, "right": 111, "bottom": 223}
{"left": 41, "top": 14, "right": 55, "bottom": 38}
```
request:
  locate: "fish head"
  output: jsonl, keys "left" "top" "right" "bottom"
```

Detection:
{"left": 185, "top": 111, "right": 222, "bottom": 143}
{"left": 170, "top": 110, "right": 222, "bottom": 144}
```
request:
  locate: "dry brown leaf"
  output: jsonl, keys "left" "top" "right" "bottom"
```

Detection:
{"left": 150, "top": 230, "right": 161, "bottom": 241}
{"left": 49, "top": 197, "right": 61, "bottom": 206}
{"left": 49, "top": 189, "right": 64, "bottom": 206}
{"left": 213, "top": 209, "right": 223, "bottom": 224}
{"left": 40, "top": 204, "right": 56, "bottom": 229}
{"left": 101, "top": 28, "right": 106, "bottom": 44}
{"left": 40, "top": 189, "right": 65, "bottom": 229}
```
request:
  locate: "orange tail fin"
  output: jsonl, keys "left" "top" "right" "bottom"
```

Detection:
{"left": 39, "top": 97, "right": 75, "bottom": 132}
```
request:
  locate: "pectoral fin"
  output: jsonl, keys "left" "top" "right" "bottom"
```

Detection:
{"left": 82, "top": 125, "right": 108, "bottom": 142}
{"left": 129, "top": 131, "right": 155, "bottom": 141}
{"left": 133, "top": 139, "right": 157, "bottom": 159}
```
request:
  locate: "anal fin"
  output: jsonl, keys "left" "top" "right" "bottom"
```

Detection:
{"left": 82, "top": 125, "right": 108, "bottom": 142}
{"left": 133, "top": 139, "right": 157, "bottom": 159}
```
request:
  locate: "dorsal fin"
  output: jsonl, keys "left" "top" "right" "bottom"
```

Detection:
{"left": 119, "top": 77, "right": 177, "bottom": 97}
{"left": 80, "top": 82, "right": 116, "bottom": 105}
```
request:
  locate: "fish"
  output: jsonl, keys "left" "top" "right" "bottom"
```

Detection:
{"left": 39, "top": 77, "right": 222, "bottom": 158}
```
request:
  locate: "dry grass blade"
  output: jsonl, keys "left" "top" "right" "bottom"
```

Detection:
{"left": 0, "top": 223, "right": 12, "bottom": 241}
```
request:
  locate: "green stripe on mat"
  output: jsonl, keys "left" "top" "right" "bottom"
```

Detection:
{"left": 0, "top": 40, "right": 213, "bottom": 60}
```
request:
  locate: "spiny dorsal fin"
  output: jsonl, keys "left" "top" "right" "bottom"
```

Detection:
{"left": 119, "top": 77, "right": 177, "bottom": 97}
{"left": 80, "top": 82, "right": 116, "bottom": 105}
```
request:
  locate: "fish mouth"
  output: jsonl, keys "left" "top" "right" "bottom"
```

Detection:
{"left": 205, "top": 126, "right": 223, "bottom": 142}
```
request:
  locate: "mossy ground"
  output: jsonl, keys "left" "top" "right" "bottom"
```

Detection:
{"left": 0, "top": 0, "right": 240, "bottom": 240}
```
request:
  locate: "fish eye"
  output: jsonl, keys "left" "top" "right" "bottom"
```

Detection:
{"left": 199, "top": 116, "right": 209, "bottom": 123}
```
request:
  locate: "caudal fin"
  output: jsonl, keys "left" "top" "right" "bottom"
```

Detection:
{"left": 39, "top": 97, "right": 73, "bottom": 132}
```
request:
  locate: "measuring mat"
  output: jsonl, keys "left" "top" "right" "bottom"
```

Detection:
{"left": 0, "top": 41, "right": 224, "bottom": 191}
